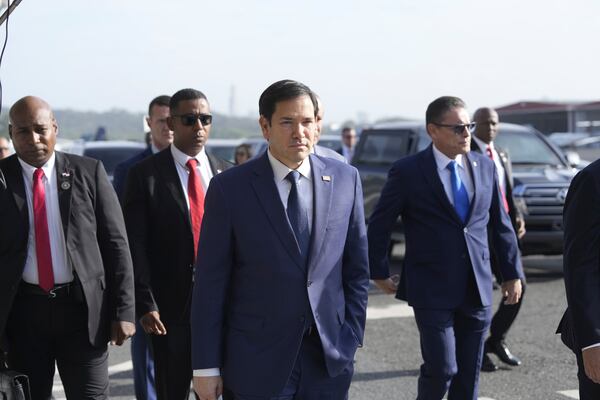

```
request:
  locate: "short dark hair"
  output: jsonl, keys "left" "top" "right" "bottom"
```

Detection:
{"left": 341, "top": 126, "right": 354, "bottom": 135}
{"left": 425, "top": 96, "right": 467, "bottom": 125}
{"left": 258, "top": 79, "right": 318, "bottom": 123}
{"left": 170, "top": 89, "right": 208, "bottom": 112}
{"left": 148, "top": 95, "right": 171, "bottom": 116}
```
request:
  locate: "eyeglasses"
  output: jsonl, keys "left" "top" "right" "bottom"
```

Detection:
{"left": 172, "top": 113, "right": 213, "bottom": 126}
{"left": 432, "top": 122, "right": 475, "bottom": 135}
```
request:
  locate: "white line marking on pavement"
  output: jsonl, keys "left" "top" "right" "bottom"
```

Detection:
{"left": 558, "top": 390, "right": 579, "bottom": 399}
{"left": 366, "top": 303, "right": 414, "bottom": 320}
{"left": 53, "top": 360, "right": 134, "bottom": 396}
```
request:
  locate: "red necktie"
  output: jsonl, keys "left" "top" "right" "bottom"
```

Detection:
{"left": 186, "top": 159, "right": 205, "bottom": 261}
{"left": 486, "top": 146, "right": 510, "bottom": 214}
{"left": 33, "top": 168, "right": 55, "bottom": 292}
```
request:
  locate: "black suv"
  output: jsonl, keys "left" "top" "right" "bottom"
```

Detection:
{"left": 353, "top": 122, "right": 577, "bottom": 256}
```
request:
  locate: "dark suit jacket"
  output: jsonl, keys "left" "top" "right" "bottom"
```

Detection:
{"left": 470, "top": 139, "right": 523, "bottom": 228}
{"left": 557, "top": 160, "right": 600, "bottom": 351}
{"left": 123, "top": 146, "right": 232, "bottom": 324}
{"left": 190, "top": 153, "right": 370, "bottom": 396}
{"left": 0, "top": 152, "right": 135, "bottom": 347}
{"left": 113, "top": 147, "right": 153, "bottom": 201}
{"left": 368, "top": 145, "right": 524, "bottom": 309}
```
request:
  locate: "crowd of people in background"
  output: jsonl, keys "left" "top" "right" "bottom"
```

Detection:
{"left": 1, "top": 80, "right": 599, "bottom": 400}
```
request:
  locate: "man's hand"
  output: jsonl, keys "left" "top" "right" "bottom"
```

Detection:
{"left": 583, "top": 346, "right": 600, "bottom": 384}
{"left": 193, "top": 376, "right": 223, "bottom": 400}
{"left": 110, "top": 321, "right": 135, "bottom": 346}
{"left": 516, "top": 217, "right": 526, "bottom": 239}
{"left": 373, "top": 274, "right": 399, "bottom": 294}
{"left": 501, "top": 279, "right": 522, "bottom": 305}
{"left": 140, "top": 311, "right": 167, "bottom": 335}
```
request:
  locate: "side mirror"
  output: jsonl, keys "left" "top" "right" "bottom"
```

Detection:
{"left": 564, "top": 151, "right": 581, "bottom": 168}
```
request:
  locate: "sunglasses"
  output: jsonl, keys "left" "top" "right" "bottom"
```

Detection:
{"left": 432, "top": 122, "right": 475, "bottom": 135}
{"left": 173, "top": 113, "right": 213, "bottom": 126}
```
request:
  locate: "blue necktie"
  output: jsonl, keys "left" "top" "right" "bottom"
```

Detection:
{"left": 286, "top": 171, "right": 310, "bottom": 258}
{"left": 447, "top": 160, "right": 470, "bottom": 222}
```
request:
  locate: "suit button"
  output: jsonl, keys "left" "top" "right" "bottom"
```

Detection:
{"left": 307, "top": 280, "right": 312, "bottom": 287}
{"left": 463, "top": 228, "right": 468, "bottom": 233}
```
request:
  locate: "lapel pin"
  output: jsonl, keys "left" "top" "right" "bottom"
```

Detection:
{"left": 472, "top": 161, "right": 477, "bottom": 167}
{"left": 217, "top": 169, "right": 222, "bottom": 174}
{"left": 61, "top": 171, "right": 71, "bottom": 177}
{"left": 61, "top": 181, "right": 71, "bottom": 190}
{"left": 322, "top": 175, "right": 331, "bottom": 182}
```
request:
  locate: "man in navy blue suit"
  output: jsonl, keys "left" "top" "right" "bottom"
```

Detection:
{"left": 112, "top": 95, "right": 172, "bottom": 400}
{"left": 113, "top": 95, "right": 173, "bottom": 201}
{"left": 368, "top": 96, "right": 523, "bottom": 400}
{"left": 190, "top": 80, "right": 370, "bottom": 400}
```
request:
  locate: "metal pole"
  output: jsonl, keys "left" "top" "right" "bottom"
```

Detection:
{"left": 0, "top": 0, "right": 23, "bottom": 27}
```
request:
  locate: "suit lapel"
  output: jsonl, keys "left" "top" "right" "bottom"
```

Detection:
{"left": 155, "top": 148, "right": 191, "bottom": 229}
{"left": 307, "top": 155, "right": 332, "bottom": 273}
{"left": 464, "top": 152, "right": 481, "bottom": 222}
{"left": 54, "top": 152, "right": 74, "bottom": 238}
{"left": 3, "top": 156, "right": 28, "bottom": 228}
{"left": 250, "top": 153, "right": 305, "bottom": 271}
{"left": 419, "top": 146, "right": 462, "bottom": 224}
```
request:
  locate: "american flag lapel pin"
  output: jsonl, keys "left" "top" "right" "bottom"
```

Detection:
{"left": 322, "top": 175, "right": 331, "bottom": 182}
{"left": 472, "top": 161, "right": 477, "bottom": 167}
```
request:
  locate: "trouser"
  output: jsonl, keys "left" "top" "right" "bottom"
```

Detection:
{"left": 6, "top": 284, "right": 109, "bottom": 400}
{"left": 231, "top": 328, "right": 352, "bottom": 400}
{"left": 131, "top": 319, "right": 157, "bottom": 400}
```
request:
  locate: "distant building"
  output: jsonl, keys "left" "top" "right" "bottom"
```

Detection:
{"left": 496, "top": 101, "right": 600, "bottom": 135}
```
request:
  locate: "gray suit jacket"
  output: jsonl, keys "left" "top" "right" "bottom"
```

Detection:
{"left": 0, "top": 151, "right": 135, "bottom": 348}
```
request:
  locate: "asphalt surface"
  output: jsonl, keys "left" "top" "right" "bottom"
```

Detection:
{"left": 52, "top": 255, "right": 580, "bottom": 399}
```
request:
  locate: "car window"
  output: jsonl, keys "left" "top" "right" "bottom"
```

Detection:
{"left": 84, "top": 147, "right": 143, "bottom": 175}
{"left": 207, "top": 145, "right": 236, "bottom": 164}
{"left": 494, "top": 130, "right": 565, "bottom": 166}
{"left": 355, "top": 130, "right": 411, "bottom": 165}
{"left": 318, "top": 138, "right": 340, "bottom": 150}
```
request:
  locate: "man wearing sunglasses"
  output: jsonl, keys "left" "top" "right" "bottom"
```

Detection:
{"left": 123, "top": 88, "right": 232, "bottom": 399}
{"left": 368, "top": 96, "right": 523, "bottom": 400}
{"left": 471, "top": 107, "right": 526, "bottom": 373}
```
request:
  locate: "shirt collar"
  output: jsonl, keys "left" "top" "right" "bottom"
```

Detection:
{"left": 267, "top": 149, "right": 312, "bottom": 183}
{"left": 472, "top": 135, "right": 493, "bottom": 152}
{"left": 170, "top": 144, "right": 209, "bottom": 170}
{"left": 18, "top": 152, "right": 56, "bottom": 182}
{"left": 432, "top": 144, "right": 464, "bottom": 172}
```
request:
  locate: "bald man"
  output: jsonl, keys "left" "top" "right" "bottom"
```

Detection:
{"left": 0, "top": 96, "right": 135, "bottom": 398}
{"left": 471, "top": 107, "right": 526, "bottom": 372}
{"left": 0, "top": 137, "right": 11, "bottom": 159}
{"left": 312, "top": 96, "right": 347, "bottom": 163}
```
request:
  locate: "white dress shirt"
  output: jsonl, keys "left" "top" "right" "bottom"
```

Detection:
{"left": 193, "top": 150, "right": 314, "bottom": 378}
{"left": 18, "top": 153, "right": 72, "bottom": 285}
{"left": 341, "top": 145, "right": 354, "bottom": 163}
{"left": 432, "top": 145, "right": 474, "bottom": 206}
{"left": 170, "top": 144, "right": 213, "bottom": 211}
{"left": 472, "top": 136, "right": 506, "bottom": 195}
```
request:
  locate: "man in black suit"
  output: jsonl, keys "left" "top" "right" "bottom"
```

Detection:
{"left": 470, "top": 107, "right": 526, "bottom": 372}
{"left": 123, "top": 88, "right": 232, "bottom": 399}
{"left": 113, "top": 95, "right": 172, "bottom": 400}
{"left": 557, "top": 159, "right": 600, "bottom": 399}
{"left": 0, "top": 96, "right": 136, "bottom": 399}
{"left": 336, "top": 126, "right": 357, "bottom": 162}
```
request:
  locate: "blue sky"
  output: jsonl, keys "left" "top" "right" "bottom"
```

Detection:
{"left": 3, "top": 0, "right": 599, "bottom": 123}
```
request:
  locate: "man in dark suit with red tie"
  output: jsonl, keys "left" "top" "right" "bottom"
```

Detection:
{"left": 123, "top": 88, "right": 232, "bottom": 399}
{"left": 0, "top": 96, "right": 136, "bottom": 399}
{"left": 470, "top": 107, "right": 527, "bottom": 372}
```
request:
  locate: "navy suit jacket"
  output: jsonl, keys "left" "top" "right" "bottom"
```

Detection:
{"left": 557, "top": 160, "right": 600, "bottom": 350}
{"left": 368, "top": 145, "right": 523, "bottom": 309}
{"left": 190, "top": 153, "right": 369, "bottom": 396}
{"left": 113, "top": 147, "right": 153, "bottom": 201}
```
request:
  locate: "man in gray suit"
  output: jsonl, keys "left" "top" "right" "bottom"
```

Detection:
{"left": 0, "top": 96, "right": 135, "bottom": 399}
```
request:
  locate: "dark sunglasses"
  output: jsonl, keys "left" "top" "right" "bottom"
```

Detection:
{"left": 173, "top": 113, "right": 213, "bottom": 126}
{"left": 432, "top": 122, "right": 475, "bottom": 135}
